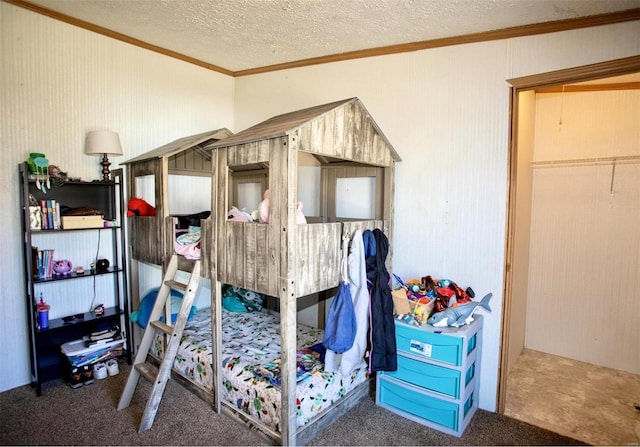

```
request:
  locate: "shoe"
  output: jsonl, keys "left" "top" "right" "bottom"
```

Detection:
{"left": 69, "top": 367, "right": 83, "bottom": 388}
{"left": 106, "top": 359, "right": 119, "bottom": 376}
{"left": 93, "top": 362, "right": 107, "bottom": 380}
{"left": 81, "top": 364, "right": 95, "bottom": 385}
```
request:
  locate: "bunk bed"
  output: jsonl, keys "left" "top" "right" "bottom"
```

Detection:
{"left": 122, "top": 128, "right": 233, "bottom": 345}
{"left": 149, "top": 303, "right": 371, "bottom": 440}
{"left": 124, "top": 98, "right": 401, "bottom": 445}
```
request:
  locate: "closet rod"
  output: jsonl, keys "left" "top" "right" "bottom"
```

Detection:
{"left": 530, "top": 154, "right": 640, "bottom": 168}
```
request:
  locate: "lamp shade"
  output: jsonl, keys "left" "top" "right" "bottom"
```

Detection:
{"left": 85, "top": 130, "right": 123, "bottom": 156}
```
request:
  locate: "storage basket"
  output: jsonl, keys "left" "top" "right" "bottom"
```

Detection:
{"left": 61, "top": 337, "right": 125, "bottom": 367}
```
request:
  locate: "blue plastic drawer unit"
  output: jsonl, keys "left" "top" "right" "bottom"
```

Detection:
{"left": 384, "top": 353, "right": 476, "bottom": 399}
{"left": 395, "top": 318, "right": 479, "bottom": 366}
{"left": 376, "top": 315, "right": 483, "bottom": 437}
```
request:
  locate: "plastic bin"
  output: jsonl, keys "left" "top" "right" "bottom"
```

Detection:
{"left": 61, "top": 337, "right": 125, "bottom": 367}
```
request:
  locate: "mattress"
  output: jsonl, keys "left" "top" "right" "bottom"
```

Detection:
{"left": 151, "top": 308, "right": 368, "bottom": 431}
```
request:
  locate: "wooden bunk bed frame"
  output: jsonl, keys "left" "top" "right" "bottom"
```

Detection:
{"left": 122, "top": 128, "right": 232, "bottom": 341}
{"left": 124, "top": 98, "right": 401, "bottom": 445}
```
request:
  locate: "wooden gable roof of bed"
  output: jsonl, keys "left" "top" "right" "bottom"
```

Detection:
{"left": 204, "top": 97, "right": 401, "bottom": 168}
{"left": 123, "top": 128, "right": 233, "bottom": 175}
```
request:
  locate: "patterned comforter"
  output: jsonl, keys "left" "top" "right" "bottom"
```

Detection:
{"left": 151, "top": 308, "right": 368, "bottom": 431}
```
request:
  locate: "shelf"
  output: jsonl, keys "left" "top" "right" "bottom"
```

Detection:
{"left": 34, "top": 267, "right": 123, "bottom": 284}
{"left": 31, "top": 226, "right": 121, "bottom": 233}
{"left": 26, "top": 177, "right": 115, "bottom": 186}
{"left": 36, "top": 306, "right": 123, "bottom": 333}
{"left": 20, "top": 162, "right": 131, "bottom": 395}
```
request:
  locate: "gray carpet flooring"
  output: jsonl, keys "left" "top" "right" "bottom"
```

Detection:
{"left": 0, "top": 360, "right": 587, "bottom": 446}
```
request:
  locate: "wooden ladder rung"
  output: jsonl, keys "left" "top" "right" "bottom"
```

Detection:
{"left": 164, "top": 279, "right": 187, "bottom": 292}
{"left": 150, "top": 320, "right": 173, "bottom": 335}
{"left": 135, "top": 362, "right": 159, "bottom": 383}
{"left": 118, "top": 255, "right": 201, "bottom": 433}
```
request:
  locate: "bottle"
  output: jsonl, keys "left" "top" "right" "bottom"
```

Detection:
{"left": 37, "top": 293, "right": 50, "bottom": 329}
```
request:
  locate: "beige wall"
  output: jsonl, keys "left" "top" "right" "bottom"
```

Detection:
{"left": 2, "top": 0, "right": 639, "bottom": 411}
{"left": 233, "top": 22, "right": 640, "bottom": 410}
{"left": 507, "top": 90, "right": 536, "bottom": 374}
{"left": 0, "top": 3, "right": 234, "bottom": 392}
{"left": 525, "top": 89, "right": 640, "bottom": 374}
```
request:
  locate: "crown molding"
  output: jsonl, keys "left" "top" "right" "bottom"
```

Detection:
{"left": 4, "top": 0, "right": 639, "bottom": 78}
{"left": 3, "top": 0, "right": 234, "bottom": 76}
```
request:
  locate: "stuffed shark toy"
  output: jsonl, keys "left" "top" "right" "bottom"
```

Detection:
{"left": 427, "top": 293, "right": 492, "bottom": 328}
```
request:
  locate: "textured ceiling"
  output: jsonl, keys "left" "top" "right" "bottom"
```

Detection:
{"left": 21, "top": 0, "right": 640, "bottom": 72}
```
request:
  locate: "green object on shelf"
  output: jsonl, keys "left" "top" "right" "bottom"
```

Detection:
{"left": 27, "top": 153, "right": 46, "bottom": 174}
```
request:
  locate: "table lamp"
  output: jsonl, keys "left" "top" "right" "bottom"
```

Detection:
{"left": 85, "top": 130, "right": 123, "bottom": 181}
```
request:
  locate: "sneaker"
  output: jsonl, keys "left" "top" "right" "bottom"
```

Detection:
{"left": 69, "top": 367, "right": 83, "bottom": 388}
{"left": 93, "top": 362, "right": 107, "bottom": 380}
{"left": 106, "top": 359, "right": 119, "bottom": 376}
{"left": 81, "top": 364, "right": 95, "bottom": 385}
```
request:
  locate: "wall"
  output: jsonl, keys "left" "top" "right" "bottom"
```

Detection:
{"left": 0, "top": 3, "right": 234, "bottom": 392}
{"left": 1, "top": 1, "right": 638, "bottom": 409}
{"left": 233, "top": 22, "right": 640, "bottom": 410}
{"left": 507, "top": 90, "right": 536, "bottom": 374}
{"left": 525, "top": 89, "right": 640, "bottom": 374}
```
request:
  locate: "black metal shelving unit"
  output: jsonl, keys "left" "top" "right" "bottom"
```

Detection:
{"left": 18, "top": 163, "right": 132, "bottom": 395}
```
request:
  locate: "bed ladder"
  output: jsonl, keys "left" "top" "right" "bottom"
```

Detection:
{"left": 117, "top": 254, "right": 201, "bottom": 433}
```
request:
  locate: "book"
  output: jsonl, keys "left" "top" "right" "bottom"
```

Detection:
{"left": 40, "top": 200, "right": 47, "bottom": 229}
{"left": 36, "top": 248, "right": 55, "bottom": 279}
{"left": 54, "top": 201, "right": 61, "bottom": 229}
{"left": 31, "top": 246, "right": 39, "bottom": 280}
{"left": 47, "top": 200, "right": 54, "bottom": 230}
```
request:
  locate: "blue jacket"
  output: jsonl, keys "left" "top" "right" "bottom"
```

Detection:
{"left": 366, "top": 229, "right": 397, "bottom": 372}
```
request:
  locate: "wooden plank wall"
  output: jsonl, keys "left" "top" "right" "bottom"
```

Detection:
{"left": 127, "top": 158, "right": 167, "bottom": 265}
{"left": 213, "top": 148, "right": 228, "bottom": 288}
{"left": 168, "top": 146, "right": 212, "bottom": 176}
{"left": 294, "top": 101, "right": 393, "bottom": 167}
{"left": 221, "top": 222, "right": 271, "bottom": 294}
{"left": 296, "top": 223, "right": 341, "bottom": 296}
{"left": 343, "top": 219, "right": 387, "bottom": 235}
{"left": 218, "top": 219, "right": 389, "bottom": 297}
{"left": 215, "top": 139, "right": 279, "bottom": 297}
{"left": 226, "top": 139, "right": 270, "bottom": 167}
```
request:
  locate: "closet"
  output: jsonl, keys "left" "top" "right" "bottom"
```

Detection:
{"left": 500, "top": 60, "right": 640, "bottom": 444}
{"left": 520, "top": 80, "right": 639, "bottom": 373}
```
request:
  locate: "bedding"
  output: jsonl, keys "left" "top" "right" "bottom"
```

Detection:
{"left": 172, "top": 211, "right": 211, "bottom": 260}
{"left": 173, "top": 226, "right": 201, "bottom": 260}
{"left": 151, "top": 308, "right": 368, "bottom": 431}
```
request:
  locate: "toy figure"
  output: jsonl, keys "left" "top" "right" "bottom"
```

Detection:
{"left": 53, "top": 259, "right": 72, "bottom": 275}
{"left": 427, "top": 293, "right": 492, "bottom": 327}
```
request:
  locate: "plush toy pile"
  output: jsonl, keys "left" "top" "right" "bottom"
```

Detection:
{"left": 227, "top": 189, "right": 307, "bottom": 224}
{"left": 393, "top": 274, "right": 491, "bottom": 327}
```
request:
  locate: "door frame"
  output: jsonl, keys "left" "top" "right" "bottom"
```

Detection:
{"left": 497, "top": 55, "right": 640, "bottom": 413}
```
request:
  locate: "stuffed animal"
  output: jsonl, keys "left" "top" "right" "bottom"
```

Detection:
{"left": 227, "top": 206, "right": 253, "bottom": 222}
{"left": 295, "top": 201, "right": 307, "bottom": 224}
{"left": 257, "top": 189, "right": 270, "bottom": 223}
{"left": 427, "top": 293, "right": 492, "bottom": 327}
{"left": 53, "top": 259, "right": 72, "bottom": 275}
{"left": 127, "top": 198, "right": 156, "bottom": 217}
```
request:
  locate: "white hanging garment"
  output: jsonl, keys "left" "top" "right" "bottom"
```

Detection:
{"left": 324, "top": 229, "right": 369, "bottom": 375}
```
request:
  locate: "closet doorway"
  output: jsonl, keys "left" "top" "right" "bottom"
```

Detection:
{"left": 498, "top": 56, "right": 640, "bottom": 444}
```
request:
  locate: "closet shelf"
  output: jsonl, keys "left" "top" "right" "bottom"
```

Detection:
{"left": 530, "top": 154, "right": 640, "bottom": 168}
